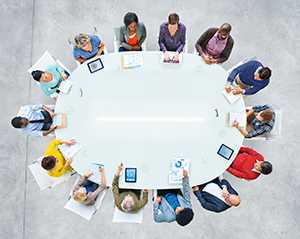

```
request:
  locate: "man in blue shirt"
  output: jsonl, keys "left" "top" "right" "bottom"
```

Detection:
{"left": 225, "top": 60, "right": 271, "bottom": 95}
{"left": 153, "top": 169, "right": 194, "bottom": 226}
{"left": 11, "top": 104, "right": 56, "bottom": 136}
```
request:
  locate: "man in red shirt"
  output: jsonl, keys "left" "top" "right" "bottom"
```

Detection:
{"left": 226, "top": 147, "right": 272, "bottom": 180}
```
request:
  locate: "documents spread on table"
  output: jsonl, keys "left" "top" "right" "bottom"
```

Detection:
{"left": 222, "top": 89, "right": 241, "bottom": 104}
{"left": 121, "top": 54, "right": 143, "bottom": 69}
{"left": 169, "top": 158, "right": 190, "bottom": 184}
{"left": 228, "top": 112, "right": 244, "bottom": 126}
{"left": 58, "top": 143, "right": 82, "bottom": 159}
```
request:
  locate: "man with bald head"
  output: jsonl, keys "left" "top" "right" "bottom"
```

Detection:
{"left": 193, "top": 177, "right": 240, "bottom": 213}
{"left": 195, "top": 23, "right": 234, "bottom": 64}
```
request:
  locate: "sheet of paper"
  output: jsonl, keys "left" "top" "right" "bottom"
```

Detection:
{"left": 88, "top": 162, "right": 104, "bottom": 183}
{"left": 58, "top": 143, "right": 82, "bottom": 159}
{"left": 122, "top": 54, "right": 143, "bottom": 69}
{"left": 229, "top": 112, "right": 244, "bottom": 126}
{"left": 169, "top": 158, "right": 190, "bottom": 184}
{"left": 53, "top": 114, "right": 62, "bottom": 126}
{"left": 59, "top": 80, "right": 73, "bottom": 94}
{"left": 222, "top": 89, "right": 241, "bottom": 104}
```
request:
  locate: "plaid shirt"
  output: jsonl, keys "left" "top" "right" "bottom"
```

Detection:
{"left": 246, "top": 105, "right": 275, "bottom": 138}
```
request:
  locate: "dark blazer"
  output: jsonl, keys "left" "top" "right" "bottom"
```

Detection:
{"left": 195, "top": 28, "right": 234, "bottom": 63}
{"left": 194, "top": 179, "right": 238, "bottom": 213}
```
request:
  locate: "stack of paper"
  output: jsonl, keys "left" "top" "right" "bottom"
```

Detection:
{"left": 222, "top": 89, "right": 241, "bottom": 104}
{"left": 121, "top": 54, "right": 143, "bottom": 69}
{"left": 169, "top": 159, "right": 190, "bottom": 184}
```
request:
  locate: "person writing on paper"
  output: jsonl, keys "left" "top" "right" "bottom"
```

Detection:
{"left": 31, "top": 65, "right": 69, "bottom": 97}
{"left": 41, "top": 139, "right": 75, "bottom": 177}
{"left": 112, "top": 163, "right": 148, "bottom": 213}
{"left": 73, "top": 168, "right": 107, "bottom": 206}
{"left": 153, "top": 169, "right": 194, "bottom": 226}
{"left": 73, "top": 33, "right": 106, "bottom": 64}
{"left": 158, "top": 13, "right": 186, "bottom": 62}
{"left": 227, "top": 146, "right": 273, "bottom": 180}
{"left": 119, "top": 12, "right": 147, "bottom": 52}
{"left": 232, "top": 105, "right": 275, "bottom": 138}
{"left": 192, "top": 177, "right": 240, "bottom": 213}
{"left": 195, "top": 23, "right": 234, "bottom": 64}
{"left": 225, "top": 60, "right": 271, "bottom": 95}
{"left": 11, "top": 104, "right": 57, "bottom": 137}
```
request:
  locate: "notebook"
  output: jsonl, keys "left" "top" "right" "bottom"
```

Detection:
{"left": 228, "top": 112, "right": 245, "bottom": 126}
{"left": 222, "top": 89, "right": 241, "bottom": 104}
{"left": 169, "top": 158, "right": 190, "bottom": 184}
{"left": 161, "top": 52, "right": 183, "bottom": 64}
{"left": 58, "top": 143, "right": 82, "bottom": 159}
{"left": 121, "top": 54, "right": 143, "bottom": 69}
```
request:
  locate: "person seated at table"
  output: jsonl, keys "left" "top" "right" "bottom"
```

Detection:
{"left": 11, "top": 104, "right": 57, "bottom": 137}
{"left": 112, "top": 163, "right": 148, "bottom": 213}
{"left": 227, "top": 146, "right": 273, "bottom": 180}
{"left": 41, "top": 138, "right": 75, "bottom": 177}
{"left": 153, "top": 169, "right": 194, "bottom": 226}
{"left": 225, "top": 60, "right": 271, "bottom": 95}
{"left": 73, "top": 33, "right": 106, "bottom": 64}
{"left": 73, "top": 168, "right": 107, "bottom": 206}
{"left": 158, "top": 13, "right": 186, "bottom": 62}
{"left": 31, "top": 65, "right": 69, "bottom": 97}
{"left": 232, "top": 104, "right": 275, "bottom": 138}
{"left": 195, "top": 23, "right": 234, "bottom": 64}
{"left": 192, "top": 177, "right": 240, "bottom": 213}
{"left": 119, "top": 12, "right": 147, "bottom": 52}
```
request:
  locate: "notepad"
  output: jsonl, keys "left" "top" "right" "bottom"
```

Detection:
{"left": 58, "top": 80, "right": 73, "bottom": 94}
{"left": 228, "top": 112, "right": 244, "bottom": 126}
{"left": 121, "top": 54, "right": 143, "bottom": 69}
{"left": 222, "top": 89, "right": 241, "bottom": 104}
{"left": 58, "top": 143, "right": 82, "bottom": 159}
{"left": 161, "top": 52, "right": 183, "bottom": 64}
{"left": 169, "top": 159, "right": 190, "bottom": 184}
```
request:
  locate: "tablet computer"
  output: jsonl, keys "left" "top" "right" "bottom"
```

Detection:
{"left": 87, "top": 58, "right": 104, "bottom": 73}
{"left": 217, "top": 144, "right": 234, "bottom": 160}
{"left": 125, "top": 168, "right": 137, "bottom": 183}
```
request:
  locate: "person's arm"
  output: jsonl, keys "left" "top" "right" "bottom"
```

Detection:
{"left": 153, "top": 200, "right": 166, "bottom": 223}
{"left": 227, "top": 65, "right": 242, "bottom": 84}
{"left": 245, "top": 125, "right": 272, "bottom": 138}
{"left": 136, "top": 190, "right": 148, "bottom": 209}
{"left": 217, "top": 37, "right": 234, "bottom": 63}
{"left": 112, "top": 175, "right": 122, "bottom": 207}
{"left": 181, "top": 171, "right": 192, "bottom": 206}
{"left": 220, "top": 179, "right": 238, "bottom": 195}
{"left": 138, "top": 23, "right": 147, "bottom": 47}
{"left": 195, "top": 29, "right": 212, "bottom": 55}
{"left": 119, "top": 27, "right": 132, "bottom": 50}
{"left": 44, "top": 139, "right": 62, "bottom": 155}
{"left": 42, "top": 125, "right": 57, "bottom": 136}
{"left": 176, "top": 25, "right": 186, "bottom": 53}
{"left": 239, "top": 147, "right": 263, "bottom": 158}
{"left": 158, "top": 25, "right": 167, "bottom": 52}
{"left": 194, "top": 191, "right": 223, "bottom": 212}
{"left": 252, "top": 105, "right": 271, "bottom": 113}
{"left": 226, "top": 166, "right": 248, "bottom": 179}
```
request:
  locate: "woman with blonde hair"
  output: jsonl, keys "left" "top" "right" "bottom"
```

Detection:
{"left": 73, "top": 33, "right": 105, "bottom": 64}
{"left": 72, "top": 167, "right": 107, "bottom": 205}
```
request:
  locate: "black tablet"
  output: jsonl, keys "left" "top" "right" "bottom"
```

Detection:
{"left": 125, "top": 168, "right": 137, "bottom": 183}
{"left": 87, "top": 58, "right": 104, "bottom": 73}
{"left": 217, "top": 144, "right": 234, "bottom": 160}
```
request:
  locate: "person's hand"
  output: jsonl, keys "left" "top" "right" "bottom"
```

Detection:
{"left": 132, "top": 45, "right": 141, "bottom": 51}
{"left": 143, "top": 189, "right": 148, "bottom": 193}
{"left": 116, "top": 163, "right": 123, "bottom": 176}
{"left": 84, "top": 170, "right": 93, "bottom": 178}
{"left": 173, "top": 53, "right": 180, "bottom": 62}
{"left": 232, "top": 120, "right": 239, "bottom": 128}
{"left": 210, "top": 58, "right": 218, "bottom": 64}
{"left": 64, "top": 139, "right": 76, "bottom": 146}
{"left": 202, "top": 54, "right": 211, "bottom": 64}
{"left": 50, "top": 125, "right": 57, "bottom": 131}
{"left": 232, "top": 87, "right": 244, "bottom": 95}
{"left": 61, "top": 71, "right": 68, "bottom": 80}
{"left": 222, "top": 188, "right": 230, "bottom": 199}
{"left": 182, "top": 169, "right": 188, "bottom": 178}
{"left": 192, "top": 186, "right": 199, "bottom": 192}
{"left": 225, "top": 84, "right": 233, "bottom": 93}
{"left": 163, "top": 52, "right": 170, "bottom": 61}
{"left": 65, "top": 159, "right": 72, "bottom": 167}
{"left": 155, "top": 196, "right": 161, "bottom": 204}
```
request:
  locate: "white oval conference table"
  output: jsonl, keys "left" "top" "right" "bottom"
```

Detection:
{"left": 55, "top": 51, "right": 246, "bottom": 189}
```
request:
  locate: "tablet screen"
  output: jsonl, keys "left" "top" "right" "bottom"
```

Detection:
{"left": 217, "top": 144, "right": 234, "bottom": 160}
{"left": 125, "top": 168, "right": 137, "bottom": 183}
{"left": 87, "top": 58, "right": 104, "bottom": 73}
